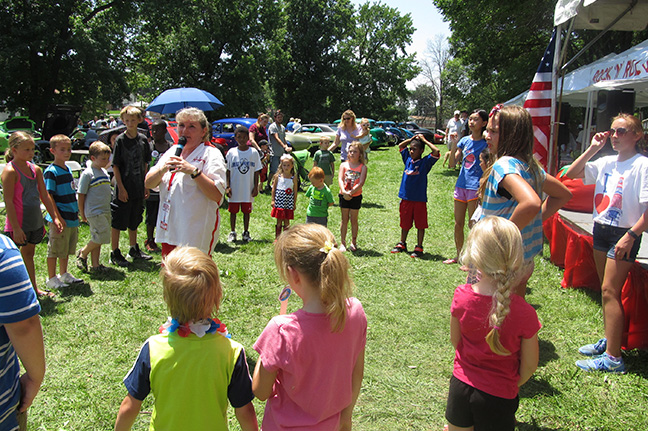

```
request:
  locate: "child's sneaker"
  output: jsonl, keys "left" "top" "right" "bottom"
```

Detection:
{"left": 60, "top": 272, "right": 83, "bottom": 284}
{"left": 242, "top": 231, "right": 252, "bottom": 242}
{"left": 76, "top": 251, "right": 88, "bottom": 272}
{"left": 227, "top": 231, "right": 237, "bottom": 242}
{"left": 46, "top": 276, "right": 68, "bottom": 289}
{"left": 576, "top": 353, "right": 626, "bottom": 373}
{"left": 578, "top": 338, "right": 607, "bottom": 356}
{"left": 391, "top": 242, "right": 407, "bottom": 253}
{"left": 410, "top": 245, "right": 424, "bottom": 258}
{"left": 110, "top": 248, "right": 129, "bottom": 267}
{"left": 89, "top": 264, "right": 108, "bottom": 274}
{"left": 128, "top": 244, "right": 152, "bottom": 260}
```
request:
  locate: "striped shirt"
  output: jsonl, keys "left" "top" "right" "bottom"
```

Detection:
{"left": 481, "top": 156, "right": 546, "bottom": 261}
{"left": 44, "top": 163, "right": 79, "bottom": 227}
{"left": 0, "top": 234, "right": 40, "bottom": 430}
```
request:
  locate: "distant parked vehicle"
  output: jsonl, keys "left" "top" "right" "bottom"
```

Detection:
{"left": 287, "top": 123, "right": 337, "bottom": 153}
{"left": 212, "top": 117, "right": 310, "bottom": 152}
{"left": 0, "top": 116, "right": 42, "bottom": 154}
{"left": 398, "top": 121, "right": 444, "bottom": 144}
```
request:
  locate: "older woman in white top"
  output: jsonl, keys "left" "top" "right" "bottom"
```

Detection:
{"left": 144, "top": 107, "right": 226, "bottom": 256}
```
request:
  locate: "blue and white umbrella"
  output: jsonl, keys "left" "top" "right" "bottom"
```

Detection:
{"left": 147, "top": 87, "right": 224, "bottom": 114}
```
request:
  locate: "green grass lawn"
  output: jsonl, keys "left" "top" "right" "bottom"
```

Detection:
{"left": 8, "top": 145, "right": 648, "bottom": 430}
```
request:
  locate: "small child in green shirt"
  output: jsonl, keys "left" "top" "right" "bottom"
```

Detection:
{"left": 313, "top": 136, "right": 336, "bottom": 187}
{"left": 305, "top": 167, "right": 334, "bottom": 227}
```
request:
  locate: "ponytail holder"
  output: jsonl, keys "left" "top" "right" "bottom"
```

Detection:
{"left": 492, "top": 326, "right": 501, "bottom": 331}
{"left": 319, "top": 240, "right": 336, "bottom": 255}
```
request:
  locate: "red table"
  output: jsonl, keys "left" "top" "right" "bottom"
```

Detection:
{"left": 543, "top": 212, "right": 648, "bottom": 350}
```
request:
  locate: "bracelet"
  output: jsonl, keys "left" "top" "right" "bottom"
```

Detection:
{"left": 627, "top": 229, "right": 640, "bottom": 240}
{"left": 190, "top": 168, "right": 202, "bottom": 179}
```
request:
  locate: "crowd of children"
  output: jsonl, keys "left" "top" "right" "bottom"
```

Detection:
{"left": 2, "top": 102, "right": 646, "bottom": 430}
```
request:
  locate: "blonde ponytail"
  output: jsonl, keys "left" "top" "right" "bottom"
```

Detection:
{"left": 459, "top": 216, "right": 524, "bottom": 356}
{"left": 274, "top": 224, "right": 353, "bottom": 332}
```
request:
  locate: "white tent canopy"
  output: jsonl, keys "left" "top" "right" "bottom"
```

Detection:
{"left": 506, "top": 38, "right": 648, "bottom": 107}
{"left": 555, "top": 0, "right": 648, "bottom": 30}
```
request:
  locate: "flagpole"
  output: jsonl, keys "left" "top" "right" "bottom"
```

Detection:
{"left": 549, "top": 24, "right": 564, "bottom": 176}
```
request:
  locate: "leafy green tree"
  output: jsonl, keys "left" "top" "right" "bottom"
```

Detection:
{"left": 133, "top": 0, "right": 283, "bottom": 118}
{"left": 0, "top": 0, "right": 134, "bottom": 124}
{"left": 433, "top": 0, "right": 555, "bottom": 107}
{"left": 268, "top": 0, "right": 354, "bottom": 121}
{"left": 410, "top": 84, "right": 437, "bottom": 117}
{"left": 335, "top": 2, "right": 419, "bottom": 121}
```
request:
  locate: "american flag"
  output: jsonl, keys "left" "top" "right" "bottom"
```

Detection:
{"left": 523, "top": 28, "right": 557, "bottom": 171}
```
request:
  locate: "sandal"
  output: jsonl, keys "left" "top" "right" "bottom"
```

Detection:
{"left": 349, "top": 244, "right": 357, "bottom": 252}
{"left": 37, "top": 289, "right": 56, "bottom": 298}
{"left": 391, "top": 242, "right": 407, "bottom": 253}
{"left": 443, "top": 258, "right": 458, "bottom": 264}
{"left": 410, "top": 245, "right": 424, "bottom": 258}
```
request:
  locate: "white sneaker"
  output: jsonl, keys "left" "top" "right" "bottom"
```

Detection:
{"left": 227, "top": 231, "right": 236, "bottom": 242}
{"left": 60, "top": 272, "right": 83, "bottom": 284}
{"left": 46, "top": 276, "right": 68, "bottom": 289}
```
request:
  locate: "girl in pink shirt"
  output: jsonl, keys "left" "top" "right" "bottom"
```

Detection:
{"left": 446, "top": 216, "right": 540, "bottom": 431}
{"left": 253, "top": 224, "right": 367, "bottom": 431}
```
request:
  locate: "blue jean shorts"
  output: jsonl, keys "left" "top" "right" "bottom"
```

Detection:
{"left": 592, "top": 222, "right": 642, "bottom": 262}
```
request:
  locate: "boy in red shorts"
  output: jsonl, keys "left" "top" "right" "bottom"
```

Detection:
{"left": 225, "top": 126, "right": 261, "bottom": 243}
{"left": 391, "top": 134, "right": 440, "bottom": 258}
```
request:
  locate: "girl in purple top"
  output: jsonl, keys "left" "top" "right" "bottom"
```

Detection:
{"left": 253, "top": 224, "right": 367, "bottom": 431}
{"left": 330, "top": 109, "right": 361, "bottom": 161}
{"left": 446, "top": 109, "right": 488, "bottom": 264}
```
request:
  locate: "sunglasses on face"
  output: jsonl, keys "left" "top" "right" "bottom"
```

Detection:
{"left": 608, "top": 127, "right": 628, "bottom": 136}
{"left": 343, "top": 117, "right": 352, "bottom": 121}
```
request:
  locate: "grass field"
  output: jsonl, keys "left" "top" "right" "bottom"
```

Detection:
{"left": 7, "top": 145, "right": 648, "bottom": 430}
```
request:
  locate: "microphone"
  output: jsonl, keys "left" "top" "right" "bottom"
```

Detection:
{"left": 175, "top": 136, "right": 187, "bottom": 157}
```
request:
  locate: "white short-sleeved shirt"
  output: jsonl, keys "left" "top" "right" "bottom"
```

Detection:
{"left": 226, "top": 147, "right": 262, "bottom": 203}
{"left": 154, "top": 143, "right": 226, "bottom": 255}
{"left": 584, "top": 153, "right": 648, "bottom": 228}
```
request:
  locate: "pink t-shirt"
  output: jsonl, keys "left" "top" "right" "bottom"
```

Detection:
{"left": 254, "top": 297, "right": 367, "bottom": 430}
{"left": 451, "top": 284, "right": 541, "bottom": 399}
{"left": 340, "top": 163, "right": 364, "bottom": 197}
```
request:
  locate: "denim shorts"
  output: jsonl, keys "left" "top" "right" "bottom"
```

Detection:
{"left": 593, "top": 222, "right": 642, "bottom": 262}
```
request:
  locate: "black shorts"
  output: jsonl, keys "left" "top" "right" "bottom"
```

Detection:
{"left": 10, "top": 226, "right": 46, "bottom": 246}
{"left": 445, "top": 376, "right": 518, "bottom": 431}
{"left": 592, "top": 222, "right": 642, "bottom": 262}
{"left": 145, "top": 195, "right": 160, "bottom": 227}
{"left": 111, "top": 197, "right": 144, "bottom": 231}
{"left": 338, "top": 194, "right": 362, "bottom": 210}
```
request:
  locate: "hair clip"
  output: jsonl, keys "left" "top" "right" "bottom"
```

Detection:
{"left": 489, "top": 104, "right": 503, "bottom": 118}
{"left": 319, "top": 240, "right": 336, "bottom": 254}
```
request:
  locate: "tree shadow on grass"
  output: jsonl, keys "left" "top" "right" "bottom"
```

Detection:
{"left": 625, "top": 349, "right": 648, "bottom": 379}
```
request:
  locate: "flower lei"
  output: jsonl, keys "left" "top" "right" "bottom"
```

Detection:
{"left": 159, "top": 317, "right": 230, "bottom": 338}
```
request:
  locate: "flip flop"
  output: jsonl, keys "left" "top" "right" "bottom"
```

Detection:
{"left": 443, "top": 258, "right": 458, "bottom": 264}
{"left": 349, "top": 244, "right": 357, "bottom": 252}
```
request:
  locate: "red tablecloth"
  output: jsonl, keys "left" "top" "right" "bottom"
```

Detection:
{"left": 543, "top": 213, "right": 648, "bottom": 350}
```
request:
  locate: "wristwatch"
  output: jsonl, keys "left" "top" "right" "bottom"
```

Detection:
{"left": 190, "top": 168, "right": 202, "bottom": 179}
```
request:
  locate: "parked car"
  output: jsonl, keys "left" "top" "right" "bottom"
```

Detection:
{"left": 376, "top": 121, "right": 406, "bottom": 145}
{"left": 287, "top": 123, "right": 337, "bottom": 152}
{"left": 0, "top": 116, "right": 42, "bottom": 154}
{"left": 398, "top": 121, "right": 445, "bottom": 144}
{"left": 212, "top": 118, "right": 310, "bottom": 152}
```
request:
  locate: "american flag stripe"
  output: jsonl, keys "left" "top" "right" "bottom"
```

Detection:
{"left": 523, "top": 29, "right": 557, "bottom": 170}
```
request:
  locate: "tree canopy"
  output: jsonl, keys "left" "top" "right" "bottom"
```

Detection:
{"left": 0, "top": 0, "right": 418, "bottom": 124}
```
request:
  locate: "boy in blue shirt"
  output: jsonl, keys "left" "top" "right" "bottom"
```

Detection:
{"left": 391, "top": 134, "right": 440, "bottom": 258}
{"left": 44, "top": 134, "right": 84, "bottom": 288}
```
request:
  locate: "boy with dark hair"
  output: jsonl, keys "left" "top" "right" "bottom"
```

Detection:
{"left": 110, "top": 106, "right": 152, "bottom": 266}
{"left": 391, "top": 134, "right": 440, "bottom": 258}
{"left": 44, "top": 134, "right": 84, "bottom": 288}
{"left": 225, "top": 126, "right": 261, "bottom": 243}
